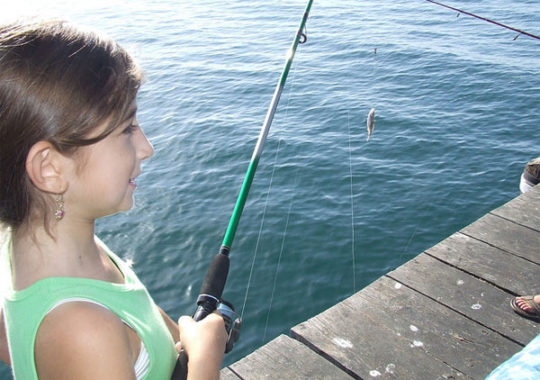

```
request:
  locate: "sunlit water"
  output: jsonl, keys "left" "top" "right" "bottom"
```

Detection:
{"left": 1, "top": 0, "right": 539, "bottom": 377}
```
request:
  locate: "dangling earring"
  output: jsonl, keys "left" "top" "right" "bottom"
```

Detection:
{"left": 54, "top": 194, "right": 65, "bottom": 221}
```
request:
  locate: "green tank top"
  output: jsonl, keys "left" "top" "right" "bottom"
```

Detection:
{"left": 1, "top": 234, "right": 177, "bottom": 379}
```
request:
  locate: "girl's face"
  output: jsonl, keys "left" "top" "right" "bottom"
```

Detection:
{"left": 65, "top": 102, "right": 154, "bottom": 221}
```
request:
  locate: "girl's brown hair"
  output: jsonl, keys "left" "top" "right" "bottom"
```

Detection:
{"left": 0, "top": 20, "right": 142, "bottom": 229}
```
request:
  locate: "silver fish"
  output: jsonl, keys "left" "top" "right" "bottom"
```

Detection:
{"left": 366, "top": 108, "right": 375, "bottom": 141}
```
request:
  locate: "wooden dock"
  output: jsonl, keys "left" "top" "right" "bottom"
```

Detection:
{"left": 220, "top": 184, "right": 540, "bottom": 379}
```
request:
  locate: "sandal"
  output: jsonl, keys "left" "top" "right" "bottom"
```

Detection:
{"left": 510, "top": 296, "right": 540, "bottom": 322}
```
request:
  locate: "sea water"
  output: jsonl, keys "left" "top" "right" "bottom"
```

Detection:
{"left": 1, "top": 0, "right": 539, "bottom": 376}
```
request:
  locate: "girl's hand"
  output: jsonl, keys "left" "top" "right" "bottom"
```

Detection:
{"left": 177, "top": 312, "right": 227, "bottom": 380}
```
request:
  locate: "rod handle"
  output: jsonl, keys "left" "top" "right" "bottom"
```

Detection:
{"left": 170, "top": 351, "right": 189, "bottom": 380}
{"left": 170, "top": 251, "right": 230, "bottom": 380}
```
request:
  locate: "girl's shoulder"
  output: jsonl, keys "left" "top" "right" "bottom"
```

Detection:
{"left": 34, "top": 300, "right": 138, "bottom": 380}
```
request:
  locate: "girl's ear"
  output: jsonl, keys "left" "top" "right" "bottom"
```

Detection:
{"left": 26, "top": 141, "right": 69, "bottom": 194}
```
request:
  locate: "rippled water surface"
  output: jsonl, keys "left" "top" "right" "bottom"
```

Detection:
{"left": 1, "top": 0, "right": 539, "bottom": 376}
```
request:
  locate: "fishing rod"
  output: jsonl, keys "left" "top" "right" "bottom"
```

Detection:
{"left": 171, "top": 1, "right": 314, "bottom": 378}
{"left": 425, "top": 0, "right": 540, "bottom": 41}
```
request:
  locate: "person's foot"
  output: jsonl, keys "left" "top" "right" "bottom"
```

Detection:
{"left": 511, "top": 295, "right": 540, "bottom": 322}
{"left": 515, "top": 295, "right": 540, "bottom": 312}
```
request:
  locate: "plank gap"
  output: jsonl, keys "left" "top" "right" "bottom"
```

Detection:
{"left": 488, "top": 211, "right": 540, "bottom": 234}
{"left": 225, "top": 367, "right": 244, "bottom": 380}
{"left": 423, "top": 251, "right": 522, "bottom": 296}
{"left": 289, "top": 328, "right": 363, "bottom": 379}
{"left": 384, "top": 274, "right": 526, "bottom": 349}
{"left": 459, "top": 230, "right": 540, "bottom": 266}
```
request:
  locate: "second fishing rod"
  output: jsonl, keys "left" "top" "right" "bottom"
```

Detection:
{"left": 171, "top": 1, "right": 314, "bottom": 379}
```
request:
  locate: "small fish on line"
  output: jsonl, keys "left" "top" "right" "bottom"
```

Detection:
{"left": 366, "top": 108, "right": 375, "bottom": 141}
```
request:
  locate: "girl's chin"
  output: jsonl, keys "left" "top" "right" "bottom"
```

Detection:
{"left": 120, "top": 198, "right": 135, "bottom": 212}
{"left": 104, "top": 198, "right": 135, "bottom": 216}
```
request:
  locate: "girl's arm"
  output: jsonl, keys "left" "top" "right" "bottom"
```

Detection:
{"left": 35, "top": 302, "right": 138, "bottom": 380}
{"left": 158, "top": 306, "right": 180, "bottom": 342}
{"left": 0, "top": 310, "right": 10, "bottom": 366}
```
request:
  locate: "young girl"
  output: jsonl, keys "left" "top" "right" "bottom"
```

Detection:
{"left": 0, "top": 20, "right": 227, "bottom": 379}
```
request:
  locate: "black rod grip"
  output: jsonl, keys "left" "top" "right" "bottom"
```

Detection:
{"left": 170, "top": 352, "right": 188, "bottom": 380}
{"left": 198, "top": 251, "right": 230, "bottom": 301}
{"left": 170, "top": 250, "right": 230, "bottom": 380}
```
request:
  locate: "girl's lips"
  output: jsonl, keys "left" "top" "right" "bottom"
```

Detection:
{"left": 129, "top": 178, "right": 137, "bottom": 187}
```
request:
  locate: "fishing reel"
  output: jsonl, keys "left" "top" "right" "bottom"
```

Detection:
{"left": 217, "top": 300, "right": 242, "bottom": 353}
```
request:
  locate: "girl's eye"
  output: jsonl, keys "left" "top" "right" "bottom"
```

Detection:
{"left": 122, "top": 124, "right": 138, "bottom": 135}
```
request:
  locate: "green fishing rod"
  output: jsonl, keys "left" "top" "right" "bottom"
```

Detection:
{"left": 171, "top": 1, "right": 314, "bottom": 379}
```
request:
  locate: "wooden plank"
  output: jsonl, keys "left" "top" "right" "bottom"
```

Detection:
{"left": 460, "top": 213, "right": 540, "bottom": 264}
{"left": 426, "top": 233, "right": 539, "bottom": 295}
{"left": 387, "top": 253, "right": 539, "bottom": 345}
{"left": 359, "top": 277, "right": 521, "bottom": 378}
{"left": 223, "top": 187, "right": 539, "bottom": 378}
{"left": 291, "top": 277, "right": 471, "bottom": 379}
{"left": 520, "top": 184, "right": 540, "bottom": 202}
{"left": 226, "top": 334, "right": 354, "bottom": 379}
{"left": 491, "top": 189, "right": 540, "bottom": 232}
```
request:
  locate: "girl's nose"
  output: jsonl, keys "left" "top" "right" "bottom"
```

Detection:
{"left": 136, "top": 127, "right": 154, "bottom": 160}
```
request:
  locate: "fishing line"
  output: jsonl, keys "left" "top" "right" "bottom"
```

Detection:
{"left": 239, "top": 53, "right": 300, "bottom": 322}
{"left": 404, "top": 227, "right": 417, "bottom": 253}
{"left": 425, "top": 0, "right": 540, "bottom": 42}
{"left": 399, "top": 226, "right": 418, "bottom": 264}
{"left": 239, "top": 138, "right": 283, "bottom": 322}
{"left": 262, "top": 170, "right": 299, "bottom": 342}
{"left": 171, "top": 2, "right": 314, "bottom": 378}
{"left": 347, "top": 110, "right": 357, "bottom": 293}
